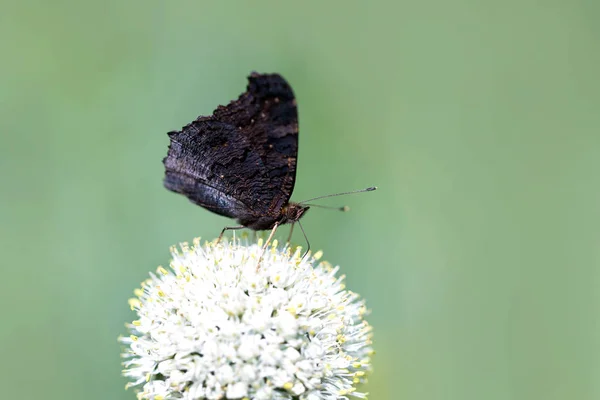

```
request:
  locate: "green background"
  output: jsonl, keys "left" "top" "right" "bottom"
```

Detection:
{"left": 1, "top": 1, "right": 599, "bottom": 399}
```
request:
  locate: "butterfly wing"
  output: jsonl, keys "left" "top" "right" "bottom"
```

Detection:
{"left": 163, "top": 73, "right": 299, "bottom": 227}
{"left": 163, "top": 121, "right": 263, "bottom": 222}
{"left": 211, "top": 73, "right": 299, "bottom": 212}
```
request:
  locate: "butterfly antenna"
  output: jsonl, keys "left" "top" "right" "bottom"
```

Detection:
{"left": 299, "top": 186, "right": 377, "bottom": 204}
{"left": 302, "top": 204, "right": 350, "bottom": 212}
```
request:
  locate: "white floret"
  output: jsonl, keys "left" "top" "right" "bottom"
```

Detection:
{"left": 120, "top": 238, "right": 372, "bottom": 400}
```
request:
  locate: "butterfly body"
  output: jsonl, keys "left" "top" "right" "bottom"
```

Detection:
{"left": 163, "top": 73, "right": 307, "bottom": 231}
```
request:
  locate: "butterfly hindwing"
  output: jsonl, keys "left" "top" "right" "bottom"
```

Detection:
{"left": 163, "top": 120, "right": 263, "bottom": 222}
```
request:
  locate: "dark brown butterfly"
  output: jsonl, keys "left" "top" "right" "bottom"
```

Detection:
{"left": 163, "top": 72, "right": 374, "bottom": 252}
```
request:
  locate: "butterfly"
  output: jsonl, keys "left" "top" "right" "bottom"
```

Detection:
{"left": 163, "top": 72, "right": 375, "bottom": 254}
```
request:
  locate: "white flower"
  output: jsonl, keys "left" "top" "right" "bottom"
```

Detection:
{"left": 120, "top": 237, "right": 373, "bottom": 400}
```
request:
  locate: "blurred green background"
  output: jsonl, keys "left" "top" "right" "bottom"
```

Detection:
{"left": 1, "top": 1, "right": 599, "bottom": 399}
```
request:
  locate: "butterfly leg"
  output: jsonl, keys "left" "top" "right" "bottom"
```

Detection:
{"left": 257, "top": 222, "right": 279, "bottom": 269}
{"left": 298, "top": 220, "right": 310, "bottom": 259}
{"left": 217, "top": 225, "right": 245, "bottom": 244}
{"left": 286, "top": 223, "right": 295, "bottom": 243}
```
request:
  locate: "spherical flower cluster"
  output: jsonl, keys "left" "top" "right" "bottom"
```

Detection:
{"left": 120, "top": 238, "right": 372, "bottom": 400}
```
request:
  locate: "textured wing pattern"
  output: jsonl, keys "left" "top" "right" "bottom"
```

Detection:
{"left": 164, "top": 121, "right": 262, "bottom": 221}
{"left": 210, "top": 73, "right": 299, "bottom": 209}
{"left": 163, "top": 73, "right": 299, "bottom": 227}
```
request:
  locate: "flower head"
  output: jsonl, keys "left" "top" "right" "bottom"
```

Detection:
{"left": 120, "top": 238, "right": 372, "bottom": 400}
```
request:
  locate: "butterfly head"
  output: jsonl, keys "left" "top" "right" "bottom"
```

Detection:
{"left": 284, "top": 202, "right": 309, "bottom": 224}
